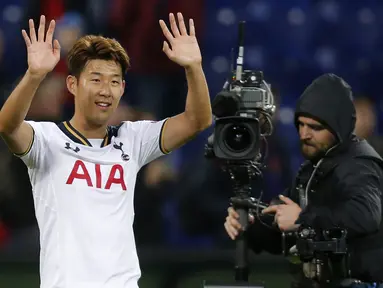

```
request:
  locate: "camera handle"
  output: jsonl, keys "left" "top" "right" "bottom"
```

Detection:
{"left": 231, "top": 194, "right": 253, "bottom": 282}
{"left": 230, "top": 196, "right": 268, "bottom": 282}
{"left": 224, "top": 161, "right": 265, "bottom": 283}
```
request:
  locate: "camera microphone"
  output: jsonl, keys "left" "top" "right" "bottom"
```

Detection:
{"left": 235, "top": 21, "right": 245, "bottom": 82}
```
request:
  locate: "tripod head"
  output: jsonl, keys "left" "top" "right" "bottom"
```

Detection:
{"left": 224, "top": 160, "right": 268, "bottom": 228}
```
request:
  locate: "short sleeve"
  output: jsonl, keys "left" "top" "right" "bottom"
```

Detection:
{"left": 135, "top": 118, "right": 169, "bottom": 168}
{"left": 15, "top": 121, "right": 48, "bottom": 169}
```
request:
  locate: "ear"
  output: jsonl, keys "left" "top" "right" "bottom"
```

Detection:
{"left": 66, "top": 75, "right": 77, "bottom": 96}
{"left": 121, "top": 80, "right": 126, "bottom": 97}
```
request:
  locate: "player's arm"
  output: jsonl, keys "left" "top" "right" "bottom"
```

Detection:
{"left": 158, "top": 13, "right": 212, "bottom": 153}
{"left": 0, "top": 15, "right": 60, "bottom": 155}
{"left": 0, "top": 73, "right": 44, "bottom": 155}
{"left": 161, "top": 64, "right": 211, "bottom": 153}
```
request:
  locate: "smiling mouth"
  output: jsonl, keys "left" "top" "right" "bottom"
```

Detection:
{"left": 95, "top": 102, "right": 111, "bottom": 108}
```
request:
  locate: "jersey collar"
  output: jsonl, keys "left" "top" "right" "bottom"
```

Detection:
{"left": 58, "top": 121, "right": 111, "bottom": 148}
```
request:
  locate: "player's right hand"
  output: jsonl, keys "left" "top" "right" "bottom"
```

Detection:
{"left": 224, "top": 207, "right": 254, "bottom": 240}
{"left": 22, "top": 15, "right": 61, "bottom": 78}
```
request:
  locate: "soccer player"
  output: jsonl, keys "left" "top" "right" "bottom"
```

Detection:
{"left": 0, "top": 13, "right": 211, "bottom": 288}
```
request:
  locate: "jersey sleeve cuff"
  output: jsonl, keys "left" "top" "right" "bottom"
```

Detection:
{"left": 13, "top": 127, "right": 35, "bottom": 158}
{"left": 159, "top": 119, "right": 170, "bottom": 155}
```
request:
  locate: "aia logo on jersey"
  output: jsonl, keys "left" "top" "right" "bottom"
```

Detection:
{"left": 66, "top": 160, "right": 127, "bottom": 191}
{"left": 113, "top": 142, "right": 130, "bottom": 162}
{"left": 65, "top": 142, "right": 80, "bottom": 153}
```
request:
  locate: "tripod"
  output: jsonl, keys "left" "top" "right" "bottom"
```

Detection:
{"left": 203, "top": 160, "right": 267, "bottom": 288}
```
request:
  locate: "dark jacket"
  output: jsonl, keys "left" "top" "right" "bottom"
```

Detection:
{"left": 247, "top": 74, "right": 383, "bottom": 283}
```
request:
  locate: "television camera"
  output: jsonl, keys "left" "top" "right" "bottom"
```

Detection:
{"left": 203, "top": 21, "right": 276, "bottom": 287}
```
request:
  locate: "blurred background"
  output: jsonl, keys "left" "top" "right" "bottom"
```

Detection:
{"left": 0, "top": 0, "right": 383, "bottom": 287}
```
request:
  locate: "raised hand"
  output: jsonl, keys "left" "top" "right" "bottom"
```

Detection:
{"left": 22, "top": 15, "right": 61, "bottom": 77}
{"left": 159, "top": 12, "right": 202, "bottom": 68}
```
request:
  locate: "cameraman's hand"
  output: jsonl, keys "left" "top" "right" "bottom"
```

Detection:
{"left": 224, "top": 207, "right": 254, "bottom": 240}
{"left": 262, "top": 195, "right": 302, "bottom": 232}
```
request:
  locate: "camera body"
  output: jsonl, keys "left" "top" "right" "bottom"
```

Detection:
{"left": 229, "top": 70, "right": 274, "bottom": 112}
{"left": 204, "top": 20, "right": 276, "bottom": 162}
{"left": 205, "top": 69, "right": 276, "bottom": 161}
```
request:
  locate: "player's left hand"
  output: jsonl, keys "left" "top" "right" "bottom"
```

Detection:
{"left": 159, "top": 12, "right": 202, "bottom": 68}
{"left": 262, "top": 195, "right": 302, "bottom": 231}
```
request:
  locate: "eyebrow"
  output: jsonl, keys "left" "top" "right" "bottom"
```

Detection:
{"left": 90, "top": 72, "right": 122, "bottom": 77}
{"left": 308, "top": 123, "right": 324, "bottom": 129}
{"left": 298, "top": 121, "right": 324, "bottom": 129}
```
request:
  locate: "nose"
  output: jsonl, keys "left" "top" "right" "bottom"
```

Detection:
{"left": 299, "top": 125, "right": 312, "bottom": 141}
{"left": 99, "top": 80, "right": 112, "bottom": 97}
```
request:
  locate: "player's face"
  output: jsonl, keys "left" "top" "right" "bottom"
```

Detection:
{"left": 298, "top": 116, "right": 336, "bottom": 161}
{"left": 69, "top": 59, "right": 125, "bottom": 126}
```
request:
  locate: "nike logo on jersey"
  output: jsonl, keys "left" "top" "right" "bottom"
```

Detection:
{"left": 113, "top": 142, "right": 130, "bottom": 162}
{"left": 66, "top": 160, "right": 127, "bottom": 191}
{"left": 65, "top": 142, "right": 80, "bottom": 153}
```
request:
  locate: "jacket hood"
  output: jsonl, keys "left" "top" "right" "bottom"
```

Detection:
{"left": 294, "top": 73, "right": 356, "bottom": 143}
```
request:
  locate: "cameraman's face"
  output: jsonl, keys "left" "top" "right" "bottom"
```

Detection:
{"left": 298, "top": 116, "right": 335, "bottom": 161}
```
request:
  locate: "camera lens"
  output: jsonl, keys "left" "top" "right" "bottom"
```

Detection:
{"left": 223, "top": 124, "right": 252, "bottom": 152}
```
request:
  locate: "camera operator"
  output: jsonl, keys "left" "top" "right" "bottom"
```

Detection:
{"left": 224, "top": 73, "right": 383, "bottom": 287}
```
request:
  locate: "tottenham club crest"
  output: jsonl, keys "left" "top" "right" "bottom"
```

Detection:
{"left": 113, "top": 142, "right": 130, "bottom": 162}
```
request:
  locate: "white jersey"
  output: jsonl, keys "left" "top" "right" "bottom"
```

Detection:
{"left": 18, "top": 119, "right": 168, "bottom": 288}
